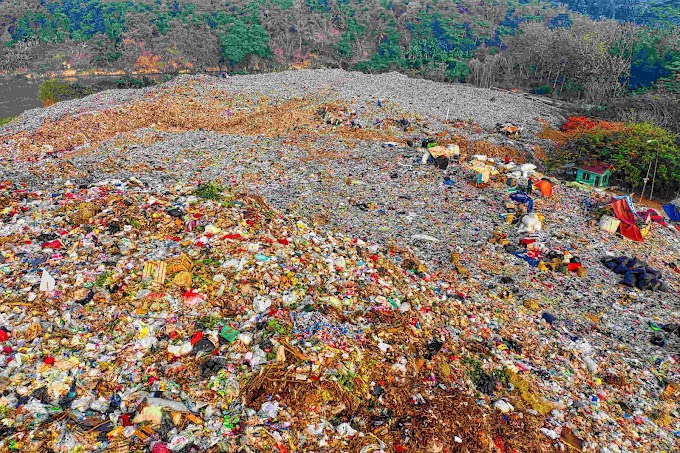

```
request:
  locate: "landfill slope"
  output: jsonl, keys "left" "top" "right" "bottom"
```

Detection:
{"left": 0, "top": 71, "right": 678, "bottom": 452}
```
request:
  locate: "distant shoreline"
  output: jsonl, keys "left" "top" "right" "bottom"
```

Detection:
{"left": 0, "top": 68, "right": 225, "bottom": 81}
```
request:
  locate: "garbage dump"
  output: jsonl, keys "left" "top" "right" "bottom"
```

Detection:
{"left": 0, "top": 180, "right": 558, "bottom": 452}
{"left": 0, "top": 72, "right": 678, "bottom": 452}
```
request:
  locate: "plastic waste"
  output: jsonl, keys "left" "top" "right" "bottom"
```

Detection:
{"left": 336, "top": 422, "right": 358, "bottom": 437}
{"left": 411, "top": 234, "right": 439, "bottom": 242}
{"left": 253, "top": 295, "right": 272, "bottom": 313}
{"left": 583, "top": 356, "right": 598, "bottom": 374}
{"left": 493, "top": 400, "right": 514, "bottom": 413}
{"left": 260, "top": 401, "right": 280, "bottom": 419}
{"left": 39, "top": 270, "right": 55, "bottom": 291}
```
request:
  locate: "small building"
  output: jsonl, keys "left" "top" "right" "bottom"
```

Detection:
{"left": 576, "top": 163, "right": 611, "bottom": 188}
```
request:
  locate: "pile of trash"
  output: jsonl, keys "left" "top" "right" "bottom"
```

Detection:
{"left": 0, "top": 73, "right": 679, "bottom": 452}
{"left": 419, "top": 139, "right": 461, "bottom": 170}
{"left": 317, "top": 103, "right": 364, "bottom": 128}
{"left": 504, "top": 234, "right": 585, "bottom": 276}
{"left": 602, "top": 255, "right": 669, "bottom": 291}
{"left": 0, "top": 179, "right": 557, "bottom": 452}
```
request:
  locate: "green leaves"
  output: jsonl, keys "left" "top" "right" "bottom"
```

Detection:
{"left": 0, "top": 117, "right": 16, "bottom": 127}
{"left": 218, "top": 19, "right": 271, "bottom": 66}
{"left": 2, "top": 0, "right": 677, "bottom": 105}
{"left": 194, "top": 181, "right": 225, "bottom": 200}
{"left": 370, "top": 20, "right": 405, "bottom": 70}
{"left": 337, "top": 38, "right": 351, "bottom": 59}
{"left": 38, "top": 79, "right": 96, "bottom": 103}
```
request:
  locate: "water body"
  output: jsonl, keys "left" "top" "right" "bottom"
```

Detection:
{"left": 0, "top": 73, "right": 175, "bottom": 118}
{"left": 0, "top": 77, "right": 43, "bottom": 117}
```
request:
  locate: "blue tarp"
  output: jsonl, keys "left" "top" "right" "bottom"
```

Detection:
{"left": 663, "top": 204, "right": 680, "bottom": 222}
{"left": 510, "top": 191, "right": 534, "bottom": 213}
{"left": 513, "top": 252, "right": 539, "bottom": 267}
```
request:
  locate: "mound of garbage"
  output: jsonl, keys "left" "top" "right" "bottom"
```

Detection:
{"left": 0, "top": 72, "right": 678, "bottom": 452}
{"left": 0, "top": 179, "right": 556, "bottom": 452}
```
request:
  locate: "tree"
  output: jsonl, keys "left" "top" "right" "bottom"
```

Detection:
{"left": 91, "top": 33, "right": 122, "bottom": 67}
{"left": 219, "top": 18, "right": 271, "bottom": 67}
{"left": 493, "top": 16, "right": 636, "bottom": 103}
{"left": 167, "top": 20, "right": 221, "bottom": 70}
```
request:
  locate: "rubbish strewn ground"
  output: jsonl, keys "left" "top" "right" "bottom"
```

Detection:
{"left": 0, "top": 71, "right": 678, "bottom": 452}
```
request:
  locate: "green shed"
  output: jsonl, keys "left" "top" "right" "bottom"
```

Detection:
{"left": 575, "top": 163, "right": 611, "bottom": 188}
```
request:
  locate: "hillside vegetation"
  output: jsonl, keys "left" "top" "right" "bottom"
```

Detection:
{"left": 547, "top": 116, "right": 680, "bottom": 199}
{"left": 0, "top": 0, "right": 679, "bottom": 129}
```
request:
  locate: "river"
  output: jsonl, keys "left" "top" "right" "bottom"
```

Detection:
{"left": 0, "top": 73, "right": 178, "bottom": 118}
{"left": 0, "top": 77, "right": 44, "bottom": 117}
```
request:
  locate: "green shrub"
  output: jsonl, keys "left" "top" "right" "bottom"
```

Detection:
{"left": 0, "top": 116, "right": 16, "bottom": 126}
{"left": 38, "top": 79, "right": 69, "bottom": 102}
{"left": 38, "top": 79, "right": 96, "bottom": 103}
